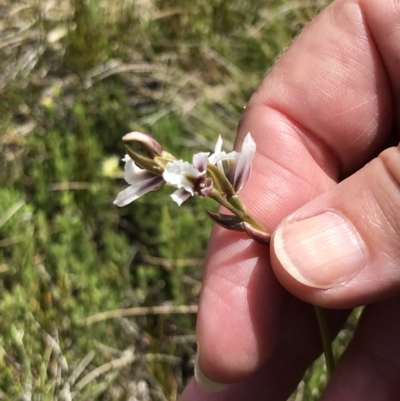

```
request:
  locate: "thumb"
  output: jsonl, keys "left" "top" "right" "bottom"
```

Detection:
{"left": 270, "top": 145, "right": 400, "bottom": 309}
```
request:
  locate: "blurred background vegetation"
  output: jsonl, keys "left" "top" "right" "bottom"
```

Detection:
{"left": 0, "top": 0, "right": 363, "bottom": 399}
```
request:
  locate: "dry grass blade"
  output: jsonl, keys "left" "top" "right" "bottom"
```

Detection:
{"left": 68, "top": 351, "right": 95, "bottom": 386}
{"left": 141, "top": 253, "right": 204, "bottom": 272}
{"left": 79, "top": 304, "right": 198, "bottom": 326}
{"left": 0, "top": 199, "right": 25, "bottom": 228}
{"left": 75, "top": 348, "right": 136, "bottom": 391}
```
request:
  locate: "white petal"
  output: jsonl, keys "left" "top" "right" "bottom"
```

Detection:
{"left": 113, "top": 176, "right": 164, "bottom": 206}
{"left": 163, "top": 160, "right": 203, "bottom": 194}
{"left": 170, "top": 188, "right": 192, "bottom": 206}
{"left": 214, "top": 135, "right": 223, "bottom": 153}
{"left": 208, "top": 136, "right": 237, "bottom": 171}
{"left": 113, "top": 186, "right": 140, "bottom": 207}
{"left": 243, "top": 132, "right": 256, "bottom": 153}
{"left": 209, "top": 150, "right": 238, "bottom": 165}
{"left": 208, "top": 136, "right": 223, "bottom": 165}
{"left": 193, "top": 152, "right": 210, "bottom": 172}
{"left": 233, "top": 133, "right": 256, "bottom": 192}
{"left": 123, "top": 155, "right": 154, "bottom": 186}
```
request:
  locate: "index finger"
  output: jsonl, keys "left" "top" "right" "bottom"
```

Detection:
{"left": 196, "top": 0, "right": 394, "bottom": 385}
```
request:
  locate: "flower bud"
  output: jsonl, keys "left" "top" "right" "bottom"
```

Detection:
{"left": 205, "top": 210, "right": 246, "bottom": 232}
{"left": 122, "top": 131, "right": 163, "bottom": 158}
{"left": 243, "top": 222, "right": 271, "bottom": 245}
{"left": 125, "top": 145, "right": 163, "bottom": 175}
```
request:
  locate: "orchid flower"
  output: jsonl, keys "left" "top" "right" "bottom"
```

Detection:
{"left": 113, "top": 155, "right": 165, "bottom": 207}
{"left": 226, "top": 133, "right": 256, "bottom": 192}
{"left": 163, "top": 152, "right": 212, "bottom": 206}
{"left": 208, "top": 133, "right": 256, "bottom": 192}
{"left": 208, "top": 135, "right": 237, "bottom": 170}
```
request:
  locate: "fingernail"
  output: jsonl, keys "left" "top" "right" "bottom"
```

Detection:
{"left": 274, "top": 212, "right": 367, "bottom": 289}
{"left": 194, "top": 344, "right": 228, "bottom": 393}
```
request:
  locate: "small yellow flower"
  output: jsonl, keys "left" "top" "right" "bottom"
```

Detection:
{"left": 102, "top": 156, "right": 123, "bottom": 178}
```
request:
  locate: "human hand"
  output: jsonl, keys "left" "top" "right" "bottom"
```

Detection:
{"left": 181, "top": 0, "right": 400, "bottom": 399}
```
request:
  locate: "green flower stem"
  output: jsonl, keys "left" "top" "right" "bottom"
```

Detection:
{"left": 209, "top": 190, "right": 265, "bottom": 231}
{"left": 314, "top": 306, "right": 335, "bottom": 378}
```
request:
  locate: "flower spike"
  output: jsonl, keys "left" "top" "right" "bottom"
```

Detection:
{"left": 114, "top": 131, "right": 270, "bottom": 245}
{"left": 113, "top": 131, "right": 337, "bottom": 381}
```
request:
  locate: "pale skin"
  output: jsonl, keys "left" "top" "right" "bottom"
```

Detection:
{"left": 181, "top": 0, "right": 400, "bottom": 400}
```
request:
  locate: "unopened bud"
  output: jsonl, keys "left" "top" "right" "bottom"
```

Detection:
{"left": 205, "top": 210, "right": 245, "bottom": 232}
{"left": 243, "top": 222, "right": 271, "bottom": 246}
{"left": 122, "top": 131, "right": 163, "bottom": 157}
{"left": 125, "top": 145, "right": 163, "bottom": 175}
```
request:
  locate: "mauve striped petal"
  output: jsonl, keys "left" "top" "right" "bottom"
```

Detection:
{"left": 114, "top": 176, "right": 165, "bottom": 206}
{"left": 170, "top": 187, "right": 192, "bottom": 206}
{"left": 233, "top": 133, "right": 256, "bottom": 192}
{"left": 124, "top": 156, "right": 156, "bottom": 186}
{"left": 193, "top": 152, "right": 210, "bottom": 172}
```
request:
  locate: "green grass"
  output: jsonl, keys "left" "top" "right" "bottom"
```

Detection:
{"left": 0, "top": 0, "right": 356, "bottom": 399}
